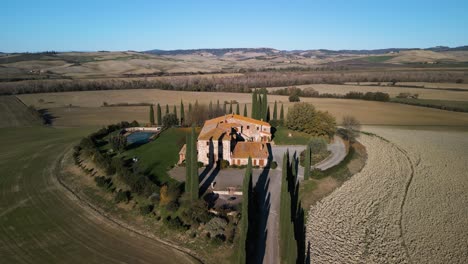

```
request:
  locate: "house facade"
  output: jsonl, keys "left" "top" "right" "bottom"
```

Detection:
{"left": 179, "top": 114, "right": 271, "bottom": 167}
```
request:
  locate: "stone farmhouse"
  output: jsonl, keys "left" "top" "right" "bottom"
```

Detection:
{"left": 179, "top": 114, "right": 272, "bottom": 167}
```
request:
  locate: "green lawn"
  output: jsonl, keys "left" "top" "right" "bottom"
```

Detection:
{"left": 391, "top": 98, "right": 468, "bottom": 112}
{"left": 122, "top": 127, "right": 196, "bottom": 183}
{"left": 272, "top": 126, "right": 313, "bottom": 145}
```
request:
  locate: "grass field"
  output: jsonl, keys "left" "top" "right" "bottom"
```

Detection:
{"left": 272, "top": 127, "right": 315, "bottom": 145}
{"left": 360, "top": 55, "right": 395, "bottom": 63}
{"left": 0, "top": 126, "right": 197, "bottom": 263}
{"left": 0, "top": 96, "right": 42, "bottom": 127}
{"left": 121, "top": 128, "right": 194, "bottom": 183}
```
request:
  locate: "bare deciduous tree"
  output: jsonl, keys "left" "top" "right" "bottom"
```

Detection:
{"left": 342, "top": 115, "right": 361, "bottom": 142}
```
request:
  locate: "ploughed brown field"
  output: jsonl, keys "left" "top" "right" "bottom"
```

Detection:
{"left": 18, "top": 88, "right": 468, "bottom": 127}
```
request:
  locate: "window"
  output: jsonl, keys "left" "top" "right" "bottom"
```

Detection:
{"left": 257, "top": 126, "right": 259, "bottom": 130}
{"left": 207, "top": 153, "right": 209, "bottom": 158}
{"left": 206, "top": 141, "right": 209, "bottom": 146}
{"left": 247, "top": 125, "right": 250, "bottom": 129}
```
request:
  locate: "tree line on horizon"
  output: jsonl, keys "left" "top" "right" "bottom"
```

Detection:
{"left": 1, "top": 70, "right": 465, "bottom": 95}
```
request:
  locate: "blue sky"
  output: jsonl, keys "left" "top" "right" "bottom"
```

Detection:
{"left": 2, "top": 0, "right": 467, "bottom": 52}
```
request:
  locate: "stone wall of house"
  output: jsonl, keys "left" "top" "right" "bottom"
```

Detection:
{"left": 224, "top": 117, "right": 270, "bottom": 142}
{"left": 197, "top": 139, "right": 231, "bottom": 165}
{"left": 230, "top": 157, "right": 268, "bottom": 167}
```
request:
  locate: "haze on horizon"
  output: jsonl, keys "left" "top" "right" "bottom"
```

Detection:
{"left": 2, "top": 0, "right": 468, "bottom": 53}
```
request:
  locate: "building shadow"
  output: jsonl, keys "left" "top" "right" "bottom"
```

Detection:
{"left": 250, "top": 162, "right": 272, "bottom": 263}
{"left": 199, "top": 166, "right": 219, "bottom": 196}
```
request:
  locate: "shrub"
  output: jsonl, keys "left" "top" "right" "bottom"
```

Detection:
{"left": 270, "top": 161, "right": 278, "bottom": 169}
{"left": 165, "top": 200, "right": 179, "bottom": 212}
{"left": 139, "top": 204, "right": 154, "bottom": 215}
{"left": 114, "top": 189, "right": 131, "bottom": 203}
{"left": 456, "top": 78, "right": 464, "bottom": 83}
{"left": 164, "top": 216, "right": 187, "bottom": 231}
{"left": 289, "top": 94, "right": 300, "bottom": 102}
{"left": 219, "top": 159, "right": 230, "bottom": 169}
{"left": 94, "top": 176, "right": 114, "bottom": 192}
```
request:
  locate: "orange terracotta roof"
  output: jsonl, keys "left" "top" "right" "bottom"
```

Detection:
{"left": 231, "top": 142, "right": 269, "bottom": 159}
{"left": 204, "top": 114, "right": 270, "bottom": 127}
{"left": 198, "top": 127, "right": 230, "bottom": 141}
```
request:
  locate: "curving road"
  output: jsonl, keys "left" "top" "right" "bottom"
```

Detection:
{"left": 0, "top": 127, "right": 197, "bottom": 264}
{"left": 314, "top": 136, "right": 347, "bottom": 171}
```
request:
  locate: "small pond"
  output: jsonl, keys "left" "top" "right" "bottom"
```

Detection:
{"left": 126, "top": 132, "right": 155, "bottom": 145}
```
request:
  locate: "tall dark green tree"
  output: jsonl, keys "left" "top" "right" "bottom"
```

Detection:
{"left": 262, "top": 88, "right": 268, "bottom": 121}
{"left": 304, "top": 144, "right": 311, "bottom": 180}
{"left": 238, "top": 157, "right": 253, "bottom": 264}
{"left": 180, "top": 100, "right": 185, "bottom": 126}
{"left": 216, "top": 100, "right": 220, "bottom": 113}
{"left": 185, "top": 134, "right": 192, "bottom": 194}
{"left": 229, "top": 102, "right": 233, "bottom": 114}
{"left": 223, "top": 102, "right": 227, "bottom": 114}
{"left": 280, "top": 104, "right": 285, "bottom": 124}
{"left": 157, "top": 103, "right": 162, "bottom": 125}
{"left": 243, "top": 104, "right": 248, "bottom": 117}
{"left": 236, "top": 103, "right": 240, "bottom": 115}
{"left": 209, "top": 101, "right": 213, "bottom": 118}
{"left": 188, "top": 103, "right": 193, "bottom": 119}
{"left": 258, "top": 94, "right": 263, "bottom": 120}
{"left": 149, "top": 104, "right": 155, "bottom": 125}
{"left": 251, "top": 90, "right": 258, "bottom": 119}
{"left": 173, "top": 105, "right": 178, "bottom": 124}
{"left": 190, "top": 125, "right": 198, "bottom": 201}
{"left": 165, "top": 104, "right": 169, "bottom": 115}
{"left": 273, "top": 101, "right": 278, "bottom": 121}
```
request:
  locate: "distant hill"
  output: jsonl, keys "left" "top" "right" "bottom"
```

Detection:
{"left": 145, "top": 46, "right": 468, "bottom": 56}
{"left": 145, "top": 48, "right": 280, "bottom": 56}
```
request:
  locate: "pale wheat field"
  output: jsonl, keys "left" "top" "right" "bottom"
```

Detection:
{"left": 306, "top": 127, "right": 468, "bottom": 263}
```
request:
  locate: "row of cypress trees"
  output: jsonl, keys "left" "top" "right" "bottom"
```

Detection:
{"left": 280, "top": 151, "right": 306, "bottom": 264}
{"left": 184, "top": 125, "right": 199, "bottom": 201}
{"left": 251, "top": 89, "right": 285, "bottom": 124}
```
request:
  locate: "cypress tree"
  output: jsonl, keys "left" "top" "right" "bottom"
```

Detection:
{"left": 266, "top": 106, "right": 270, "bottom": 122}
{"left": 217, "top": 100, "right": 220, "bottom": 112}
{"left": 173, "top": 105, "right": 178, "bottom": 123}
{"left": 229, "top": 102, "right": 233, "bottom": 114}
{"left": 262, "top": 88, "right": 268, "bottom": 121}
{"left": 185, "top": 134, "right": 192, "bottom": 194}
{"left": 273, "top": 101, "right": 278, "bottom": 121}
{"left": 304, "top": 144, "right": 311, "bottom": 180}
{"left": 157, "top": 103, "right": 162, "bottom": 125}
{"left": 165, "top": 104, "right": 169, "bottom": 115}
{"left": 236, "top": 103, "right": 240, "bottom": 115}
{"left": 149, "top": 105, "right": 155, "bottom": 125}
{"left": 238, "top": 157, "right": 253, "bottom": 264}
{"left": 280, "top": 104, "right": 284, "bottom": 124}
{"left": 251, "top": 90, "right": 257, "bottom": 119}
{"left": 223, "top": 102, "right": 227, "bottom": 114}
{"left": 209, "top": 101, "right": 213, "bottom": 118}
{"left": 180, "top": 100, "right": 185, "bottom": 126}
{"left": 243, "top": 104, "right": 248, "bottom": 117}
{"left": 188, "top": 103, "right": 193, "bottom": 120}
{"left": 258, "top": 94, "right": 262, "bottom": 120}
{"left": 190, "top": 125, "right": 198, "bottom": 200}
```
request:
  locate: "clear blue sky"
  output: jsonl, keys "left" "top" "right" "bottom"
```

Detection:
{"left": 2, "top": 0, "right": 467, "bottom": 52}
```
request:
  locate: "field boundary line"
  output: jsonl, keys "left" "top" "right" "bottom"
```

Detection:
{"left": 52, "top": 146, "right": 204, "bottom": 264}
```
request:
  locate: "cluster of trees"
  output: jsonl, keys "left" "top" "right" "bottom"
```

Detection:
{"left": 272, "top": 86, "right": 391, "bottom": 102}
{"left": 251, "top": 88, "right": 269, "bottom": 120}
{"left": 1, "top": 70, "right": 465, "bottom": 95}
{"left": 280, "top": 152, "right": 306, "bottom": 264}
{"left": 287, "top": 103, "right": 336, "bottom": 138}
{"left": 344, "top": 91, "right": 390, "bottom": 102}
